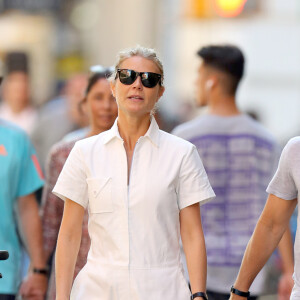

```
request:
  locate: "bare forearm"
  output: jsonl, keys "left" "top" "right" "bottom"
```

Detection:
{"left": 184, "top": 235, "right": 207, "bottom": 293}
{"left": 180, "top": 203, "right": 207, "bottom": 295}
{"left": 42, "top": 194, "right": 64, "bottom": 262}
{"left": 55, "top": 199, "right": 84, "bottom": 300}
{"left": 233, "top": 195, "right": 297, "bottom": 295}
{"left": 18, "top": 194, "right": 46, "bottom": 268}
{"left": 234, "top": 218, "right": 287, "bottom": 291}
{"left": 55, "top": 229, "right": 81, "bottom": 299}
{"left": 278, "top": 228, "right": 294, "bottom": 274}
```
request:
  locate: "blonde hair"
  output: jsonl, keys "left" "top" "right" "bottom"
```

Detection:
{"left": 110, "top": 45, "right": 164, "bottom": 85}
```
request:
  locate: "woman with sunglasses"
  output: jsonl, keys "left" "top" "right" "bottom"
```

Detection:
{"left": 53, "top": 46, "right": 215, "bottom": 300}
{"left": 41, "top": 66, "right": 118, "bottom": 300}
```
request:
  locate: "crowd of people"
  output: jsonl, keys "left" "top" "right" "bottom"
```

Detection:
{"left": 0, "top": 44, "right": 298, "bottom": 300}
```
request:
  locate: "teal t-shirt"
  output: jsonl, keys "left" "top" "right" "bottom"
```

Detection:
{"left": 0, "top": 119, "right": 44, "bottom": 294}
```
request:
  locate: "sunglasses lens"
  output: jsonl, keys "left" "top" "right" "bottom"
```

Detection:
{"left": 118, "top": 69, "right": 161, "bottom": 88}
{"left": 119, "top": 69, "right": 136, "bottom": 85}
{"left": 141, "top": 72, "right": 161, "bottom": 88}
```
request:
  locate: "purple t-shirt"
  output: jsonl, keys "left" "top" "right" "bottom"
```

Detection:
{"left": 173, "top": 114, "right": 280, "bottom": 294}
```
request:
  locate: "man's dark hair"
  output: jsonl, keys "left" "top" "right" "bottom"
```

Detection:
{"left": 197, "top": 45, "right": 245, "bottom": 95}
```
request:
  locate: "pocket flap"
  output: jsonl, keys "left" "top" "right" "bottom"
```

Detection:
{"left": 86, "top": 177, "right": 111, "bottom": 198}
{"left": 86, "top": 177, "right": 113, "bottom": 213}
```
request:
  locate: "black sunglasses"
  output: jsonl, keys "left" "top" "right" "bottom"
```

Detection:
{"left": 116, "top": 69, "right": 162, "bottom": 88}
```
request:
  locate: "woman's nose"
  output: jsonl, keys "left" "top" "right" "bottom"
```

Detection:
{"left": 132, "top": 75, "right": 143, "bottom": 89}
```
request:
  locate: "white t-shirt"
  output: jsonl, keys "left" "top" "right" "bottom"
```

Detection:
{"left": 53, "top": 117, "right": 215, "bottom": 300}
{"left": 267, "top": 137, "right": 300, "bottom": 299}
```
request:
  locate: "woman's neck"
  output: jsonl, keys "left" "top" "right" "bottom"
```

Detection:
{"left": 117, "top": 112, "right": 151, "bottom": 151}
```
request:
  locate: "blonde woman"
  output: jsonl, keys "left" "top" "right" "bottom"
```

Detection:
{"left": 53, "top": 46, "right": 215, "bottom": 300}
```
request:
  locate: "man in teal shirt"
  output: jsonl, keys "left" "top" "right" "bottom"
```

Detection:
{"left": 0, "top": 76, "right": 47, "bottom": 300}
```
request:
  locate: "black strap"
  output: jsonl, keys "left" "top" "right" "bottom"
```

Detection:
{"left": 191, "top": 292, "right": 208, "bottom": 300}
{"left": 33, "top": 267, "right": 49, "bottom": 276}
{"left": 231, "top": 286, "right": 250, "bottom": 298}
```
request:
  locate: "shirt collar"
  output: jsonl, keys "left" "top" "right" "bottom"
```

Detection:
{"left": 103, "top": 116, "right": 160, "bottom": 147}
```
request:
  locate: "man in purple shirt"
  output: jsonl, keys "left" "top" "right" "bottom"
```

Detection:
{"left": 173, "top": 45, "right": 293, "bottom": 300}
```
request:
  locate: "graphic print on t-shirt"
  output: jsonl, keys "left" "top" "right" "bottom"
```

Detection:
{"left": 31, "top": 154, "right": 44, "bottom": 180}
{"left": 190, "top": 134, "right": 275, "bottom": 267}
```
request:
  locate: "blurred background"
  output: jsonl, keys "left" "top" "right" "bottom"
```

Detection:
{"left": 0, "top": 0, "right": 300, "bottom": 146}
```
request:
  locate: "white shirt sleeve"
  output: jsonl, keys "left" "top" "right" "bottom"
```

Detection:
{"left": 267, "top": 139, "right": 298, "bottom": 200}
{"left": 52, "top": 141, "right": 88, "bottom": 208}
{"left": 177, "top": 145, "right": 215, "bottom": 210}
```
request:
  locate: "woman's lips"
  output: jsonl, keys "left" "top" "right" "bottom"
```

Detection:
{"left": 128, "top": 95, "right": 144, "bottom": 101}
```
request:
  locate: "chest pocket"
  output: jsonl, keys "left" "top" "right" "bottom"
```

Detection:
{"left": 86, "top": 177, "right": 113, "bottom": 213}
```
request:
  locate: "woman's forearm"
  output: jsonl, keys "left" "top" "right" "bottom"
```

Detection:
{"left": 55, "top": 226, "right": 82, "bottom": 299}
{"left": 184, "top": 232, "right": 207, "bottom": 293}
{"left": 180, "top": 203, "right": 207, "bottom": 295}
{"left": 55, "top": 199, "right": 84, "bottom": 299}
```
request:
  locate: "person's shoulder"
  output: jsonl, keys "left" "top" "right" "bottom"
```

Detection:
{"left": 74, "top": 134, "right": 98, "bottom": 148}
{"left": 74, "top": 130, "right": 110, "bottom": 150}
{"left": 241, "top": 115, "right": 277, "bottom": 143}
{"left": 159, "top": 129, "right": 196, "bottom": 153}
{"left": 62, "top": 127, "right": 89, "bottom": 142}
{"left": 284, "top": 136, "right": 300, "bottom": 154}
{"left": 0, "top": 119, "right": 30, "bottom": 142}
{"left": 49, "top": 136, "right": 80, "bottom": 158}
{"left": 172, "top": 116, "right": 204, "bottom": 138}
{"left": 0, "top": 118, "right": 24, "bottom": 133}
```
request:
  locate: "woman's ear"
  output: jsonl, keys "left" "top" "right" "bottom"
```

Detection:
{"left": 157, "top": 86, "right": 165, "bottom": 102}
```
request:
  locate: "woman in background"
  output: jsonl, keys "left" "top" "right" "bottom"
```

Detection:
{"left": 41, "top": 66, "right": 118, "bottom": 300}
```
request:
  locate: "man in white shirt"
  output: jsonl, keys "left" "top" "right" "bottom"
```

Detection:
{"left": 230, "top": 138, "right": 299, "bottom": 300}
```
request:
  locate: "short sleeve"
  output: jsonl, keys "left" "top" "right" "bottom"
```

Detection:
{"left": 267, "top": 140, "right": 298, "bottom": 200}
{"left": 177, "top": 145, "right": 215, "bottom": 210}
{"left": 17, "top": 135, "right": 44, "bottom": 197}
{"left": 52, "top": 142, "right": 88, "bottom": 208}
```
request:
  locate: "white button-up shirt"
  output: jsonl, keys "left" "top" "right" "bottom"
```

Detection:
{"left": 53, "top": 117, "right": 215, "bottom": 300}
